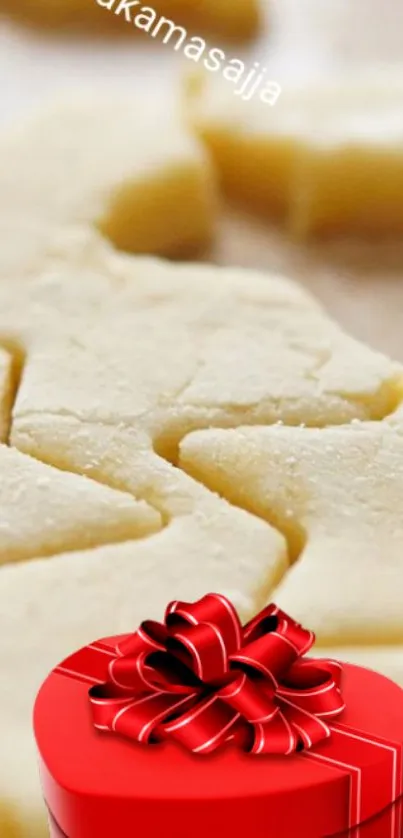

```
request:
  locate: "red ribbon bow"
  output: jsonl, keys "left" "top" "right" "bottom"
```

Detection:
{"left": 89, "top": 594, "right": 345, "bottom": 756}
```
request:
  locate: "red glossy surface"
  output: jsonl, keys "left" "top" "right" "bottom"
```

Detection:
{"left": 34, "top": 637, "right": 403, "bottom": 838}
{"left": 47, "top": 797, "right": 403, "bottom": 838}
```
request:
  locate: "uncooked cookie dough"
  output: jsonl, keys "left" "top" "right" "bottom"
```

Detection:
{"left": 0, "top": 96, "right": 216, "bottom": 259}
{"left": 181, "top": 421, "right": 403, "bottom": 645}
{"left": 189, "top": 73, "right": 403, "bottom": 238}
{"left": 0, "top": 444, "right": 161, "bottom": 565}
{"left": 0, "top": 0, "right": 261, "bottom": 40}
{"left": 0, "top": 233, "right": 402, "bottom": 835}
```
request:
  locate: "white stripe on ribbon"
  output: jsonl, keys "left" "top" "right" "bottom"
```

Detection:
{"left": 306, "top": 750, "right": 362, "bottom": 828}
{"left": 270, "top": 630, "right": 300, "bottom": 656}
{"left": 174, "top": 632, "right": 204, "bottom": 680}
{"left": 137, "top": 694, "right": 192, "bottom": 743}
{"left": 292, "top": 721, "right": 312, "bottom": 750}
{"left": 331, "top": 722, "right": 402, "bottom": 838}
{"left": 87, "top": 644, "right": 116, "bottom": 657}
{"left": 234, "top": 654, "right": 278, "bottom": 688}
{"left": 213, "top": 593, "right": 243, "bottom": 648}
{"left": 167, "top": 601, "right": 198, "bottom": 625}
{"left": 55, "top": 666, "right": 103, "bottom": 685}
{"left": 280, "top": 696, "right": 331, "bottom": 738}
{"left": 279, "top": 681, "right": 337, "bottom": 699}
{"left": 164, "top": 695, "right": 217, "bottom": 734}
{"left": 192, "top": 713, "right": 241, "bottom": 754}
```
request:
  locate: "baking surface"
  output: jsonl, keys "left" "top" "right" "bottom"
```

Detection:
{"left": 1, "top": 0, "right": 403, "bottom": 359}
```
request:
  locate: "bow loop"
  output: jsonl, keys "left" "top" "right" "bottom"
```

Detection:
{"left": 166, "top": 594, "right": 242, "bottom": 657}
{"left": 167, "top": 621, "right": 229, "bottom": 684}
{"left": 116, "top": 620, "right": 168, "bottom": 658}
{"left": 243, "top": 604, "right": 314, "bottom": 656}
{"left": 90, "top": 595, "right": 345, "bottom": 757}
{"left": 217, "top": 671, "right": 276, "bottom": 724}
{"left": 278, "top": 659, "right": 346, "bottom": 718}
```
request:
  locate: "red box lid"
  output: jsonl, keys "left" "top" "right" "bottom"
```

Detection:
{"left": 34, "top": 636, "right": 403, "bottom": 838}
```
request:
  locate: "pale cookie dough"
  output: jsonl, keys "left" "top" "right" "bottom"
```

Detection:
{"left": 188, "top": 73, "right": 403, "bottom": 238}
{"left": 0, "top": 443, "right": 161, "bottom": 565}
{"left": 181, "top": 421, "right": 403, "bottom": 645}
{"left": 0, "top": 96, "right": 216, "bottom": 258}
{"left": 0, "top": 243, "right": 402, "bottom": 836}
{"left": 0, "top": 223, "right": 118, "bottom": 284}
{"left": 0, "top": 0, "right": 261, "bottom": 41}
{"left": 1, "top": 239, "right": 399, "bottom": 435}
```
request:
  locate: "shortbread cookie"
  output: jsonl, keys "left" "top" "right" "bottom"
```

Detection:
{"left": 1, "top": 0, "right": 261, "bottom": 40}
{"left": 189, "top": 74, "right": 403, "bottom": 237}
{"left": 0, "top": 96, "right": 216, "bottom": 258}
{"left": 181, "top": 420, "right": 403, "bottom": 645}
{"left": 0, "top": 244, "right": 402, "bottom": 836}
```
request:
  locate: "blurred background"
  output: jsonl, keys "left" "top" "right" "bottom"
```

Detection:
{"left": 1, "top": 0, "right": 403, "bottom": 358}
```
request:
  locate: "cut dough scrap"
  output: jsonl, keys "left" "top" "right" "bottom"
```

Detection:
{"left": 0, "top": 95, "right": 216, "bottom": 258}
{"left": 310, "top": 646, "right": 403, "bottom": 688}
{"left": 180, "top": 421, "right": 403, "bottom": 646}
{"left": 1, "top": 249, "right": 400, "bottom": 436}
{"left": 188, "top": 73, "right": 403, "bottom": 237}
{"left": 0, "top": 347, "right": 13, "bottom": 443}
{"left": 0, "top": 443, "right": 161, "bottom": 565}
{"left": 1, "top": 0, "right": 261, "bottom": 40}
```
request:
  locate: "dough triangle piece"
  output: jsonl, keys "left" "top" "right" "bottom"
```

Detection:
{"left": 0, "top": 443, "right": 161, "bottom": 565}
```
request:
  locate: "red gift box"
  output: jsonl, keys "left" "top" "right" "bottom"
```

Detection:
{"left": 34, "top": 597, "right": 403, "bottom": 838}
